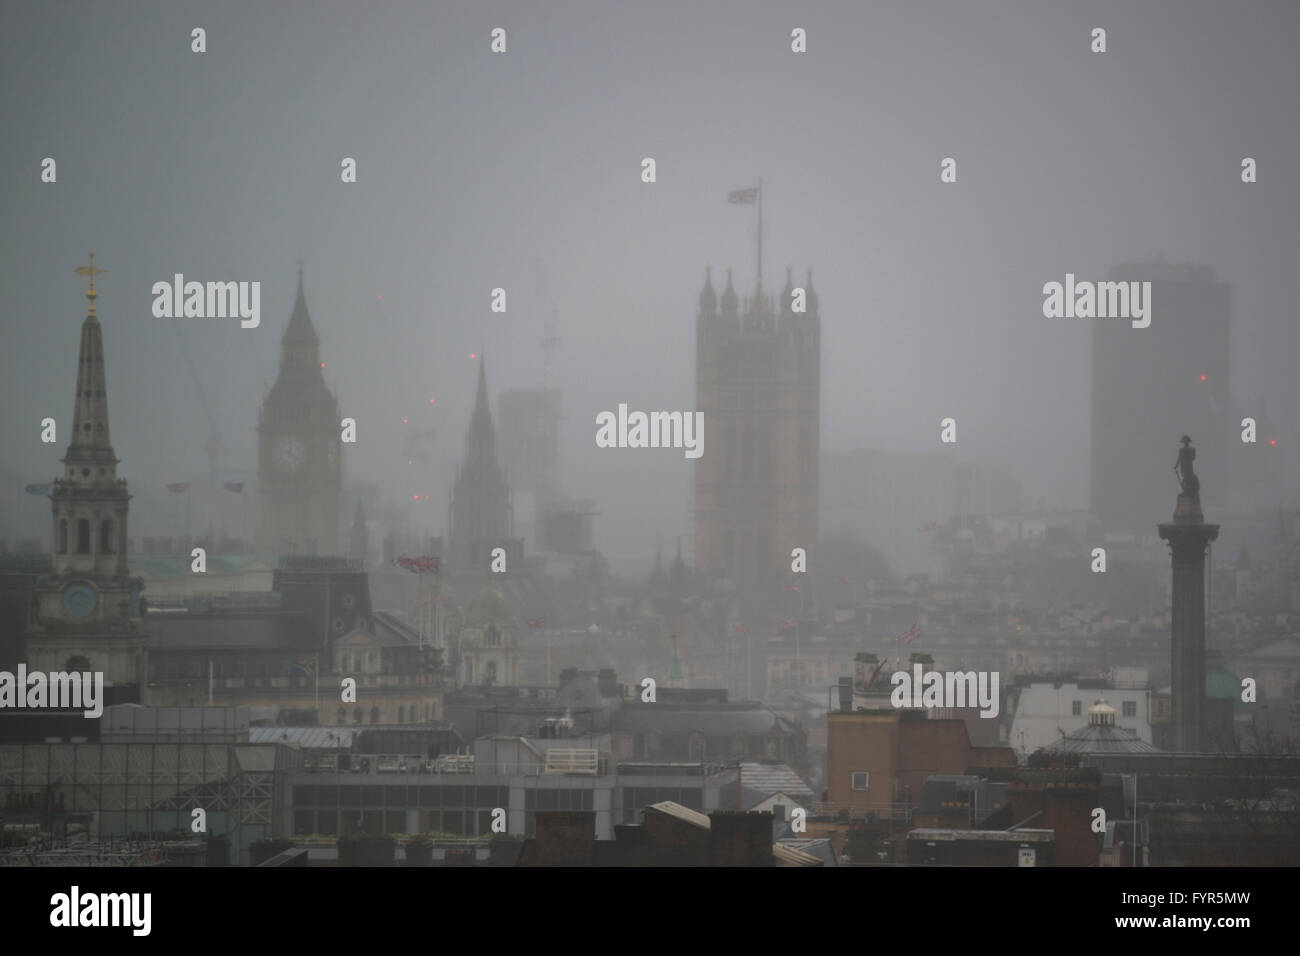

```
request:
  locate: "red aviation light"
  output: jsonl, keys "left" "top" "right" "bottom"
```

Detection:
{"left": 1200, "top": 374, "right": 1207, "bottom": 381}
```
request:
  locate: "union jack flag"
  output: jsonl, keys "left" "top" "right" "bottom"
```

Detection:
{"left": 728, "top": 186, "right": 759, "bottom": 204}
{"left": 898, "top": 622, "right": 922, "bottom": 645}
{"left": 394, "top": 555, "right": 439, "bottom": 574}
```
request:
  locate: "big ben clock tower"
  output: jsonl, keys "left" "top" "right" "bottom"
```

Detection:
{"left": 25, "top": 255, "right": 148, "bottom": 703}
{"left": 256, "top": 265, "right": 342, "bottom": 556}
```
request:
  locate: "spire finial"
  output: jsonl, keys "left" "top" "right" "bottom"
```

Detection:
{"left": 75, "top": 252, "right": 107, "bottom": 317}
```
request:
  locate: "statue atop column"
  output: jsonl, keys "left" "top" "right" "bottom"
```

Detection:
{"left": 1175, "top": 435, "right": 1199, "bottom": 497}
{"left": 1173, "top": 435, "right": 1202, "bottom": 519}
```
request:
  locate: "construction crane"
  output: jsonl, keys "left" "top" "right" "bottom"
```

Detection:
{"left": 169, "top": 274, "right": 230, "bottom": 485}
{"left": 402, "top": 427, "right": 437, "bottom": 467}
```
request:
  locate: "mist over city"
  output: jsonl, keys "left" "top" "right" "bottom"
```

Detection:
{"left": 1, "top": 0, "right": 1297, "bottom": 894}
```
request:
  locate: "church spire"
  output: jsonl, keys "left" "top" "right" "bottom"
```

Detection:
{"left": 465, "top": 354, "right": 498, "bottom": 468}
{"left": 67, "top": 253, "right": 117, "bottom": 469}
{"left": 448, "top": 354, "right": 513, "bottom": 571}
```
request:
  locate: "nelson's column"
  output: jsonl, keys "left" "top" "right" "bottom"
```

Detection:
{"left": 1158, "top": 435, "right": 1219, "bottom": 752}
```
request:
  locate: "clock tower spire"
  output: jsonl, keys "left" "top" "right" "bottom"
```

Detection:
{"left": 257, "top": 264, "right": 343, "bottom": 556}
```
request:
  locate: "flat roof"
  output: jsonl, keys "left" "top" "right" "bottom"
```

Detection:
{"left": 908, "top": 828, "right": 1054, "bottom": 843}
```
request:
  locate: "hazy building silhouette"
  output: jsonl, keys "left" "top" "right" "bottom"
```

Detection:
{"left": 257, "top": 267, "right": 342, "bottom": 556}
{"left": 1092, "top": 262, "right": 1230, "bottom": 532}
{"left": 694, "top": 266, "right": 820, "bottom": 593}
{"left": 499, "top": 386, "right": 561, "bottom": 500}
{"left": 348, "top": 500, "right": 369, "bottom": 565}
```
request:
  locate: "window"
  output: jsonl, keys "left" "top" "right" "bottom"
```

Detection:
{"left": 76, "top": 519, "right": 91, "bottom": 554}
{"left": 100, "top": 519, "right": 113, "bottom": 554}
{"left": 1122, "top": 700, "right": 1137, "bottom": 718}
{"left": 851, "top": 772, "right": 869, "bottom": 792}
{"left": 1071, "top": 700, "right": 1082, "bottom": 717}
{"left": 369, "top": 705, "right": 380, "bottom": 724}
{"left": 772, "top": 803, "right": 786, "bottom": 822}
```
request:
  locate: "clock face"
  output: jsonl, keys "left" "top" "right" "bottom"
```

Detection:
{"left": 63, "top": 584, "right": 97, "bottom": 618}
{"left": 274, "top": 436, "right": 308, "bottom": 472}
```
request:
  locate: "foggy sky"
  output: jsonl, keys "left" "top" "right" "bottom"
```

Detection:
{"left": 3, "top": 0, "right": 1298, "bottom": 572}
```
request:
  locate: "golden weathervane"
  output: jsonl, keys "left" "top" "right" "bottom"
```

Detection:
{"left": 75, "top": 252, "right": 107, "bottom": 315}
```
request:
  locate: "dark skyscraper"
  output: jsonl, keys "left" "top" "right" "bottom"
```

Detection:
{"left": 1091, "top": 263, "right": 1230, "bottom": 532}
{"left": 498, "top": 386, "right": 561, "bottom": 501}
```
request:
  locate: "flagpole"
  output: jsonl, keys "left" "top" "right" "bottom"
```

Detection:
{"left": 757, "top": 177, "right": 763, "bottom": 284}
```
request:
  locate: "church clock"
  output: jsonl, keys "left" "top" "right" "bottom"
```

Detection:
{"left": 63, "top": 583, "right": 97, "bottom": 618}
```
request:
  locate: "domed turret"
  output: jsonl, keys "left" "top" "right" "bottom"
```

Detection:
{"left": 466, "top": 584, "right": 514, "bottom": 629}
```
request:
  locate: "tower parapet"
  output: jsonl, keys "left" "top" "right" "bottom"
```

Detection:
{"left": 694, "top": 263, "right": 821, "bottom": 595}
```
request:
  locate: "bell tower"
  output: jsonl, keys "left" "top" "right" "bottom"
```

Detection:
{"left": 256, "top": 264, "right": 343, "bottom": 556}
{"left": 25, "top": 254, "right": 148, "bottom": 701}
